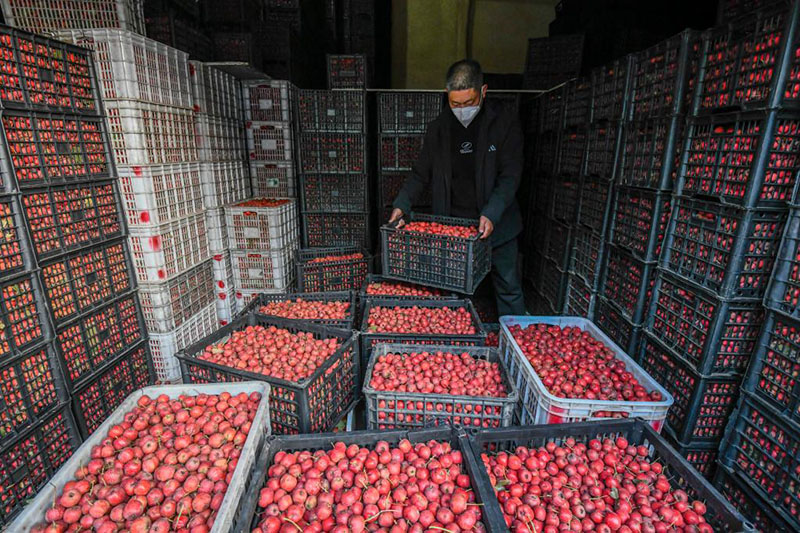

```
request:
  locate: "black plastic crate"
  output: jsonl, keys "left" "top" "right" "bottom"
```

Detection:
{"left": 663, "top": 426, "right": 721, "bottom": 479}
{"left": 663, "top": 196, "right": 786, "bottom": 298}
{"left": 234, "top": 427, "right": 504, "bottom": 533}
{"left": 302, "top": 211, "right": 369, "bottom": 248}
{"left": 70, "top": 342, "right": 153, "bottom": 438}
{"left": 677, "top": 111, "right": 800, "bottom": 207}
{"left": 0, "top": 272, "right": 49, "bottom": 361}
{"left": 619, "top": 116, "right": 685, "bottom": 190}
{"left": 540, "top": 256, "right": 568, "bottom": 313}
{"left": 379, "top": 133, "right": 423, "bottom": 171}
{"left": 766, "top": 204, "right": 800, "bottom": 318}
{"left": 0, "top": 111, "right": 112, "bottom": 189}
{"left": 714, "top": 464, "right": 793, "bottom": 533}
{"left": 630, "top": 29, "right": 702, "bottom": 119}
{"left": 378, "top": 91, "right": 443, "bottom": 133}
{"left": 639, "top": 332, "right": 741, "bottom": 444}
{"left": 564, "top": 77, "right": 592, "bottom": 127}
{"left": 360, "top": 298, "right": 485, "bottom": 371}
{"left": 577, "top": 175, "right": 613, "bottom": 236}
{"left": 563, "top": 273, "right": 595, "bottom": 317}
{"left": 601, "top": 243, "right": 657, "bottom": 325}
{"left": 523, "top": 33, "right": 585, "bottom": 90}
{"left": 296, "top": 246, "right": 370, "bottom": 293}
{"left": 594, "top": 296, "right": 643, "bottom": 356}
{"left": 39, "top": 237, "right": 137, "bottom": 327}
{"left": 239, "top": 290, "right": 356, "bottom": 329}
{"left": 524, "top": 249, "right": 545, "bottom": 290}
{"left": 550, "top": 176, "right": 581, "bottom": 224}
{"left": 381, "top": 213, "right": 491, "bottom": 295}
{"left": 539, "top": 84, "right": 566, "bottom": 132}
{"left": 0, "top": 194, "right": 33, "bottom": 279}
{"left": 696, "top": 4, "right": 799, "bottom": 114}
{"left": 719, "top": 392, "right": 800, "bottom": 530}
{"left": 359, "top": 273, "right": 457, "bottom": 304}
{"left": 534, "top": 131, "right": 560, "bottom": 175}
{"left": 609, "top": 186, "right": 673, "bottom": 263}
{"left": 363, "top": 343, "right": 518, "bottom": 429}
{"left": 178, "top": 313, "right": 359, "bottom": 435}
{"left": 570, "top": 226, "right": 604, "bottom": 289}
{"left": 717, "top": 0, "right": 792, "bottom": 23}
{"left": 556, "top": 128, "right": 587, "bottom": 175}
{"left": 299, "top": 172, "right": 368, "bottom": 212}
{"left": 648, "top": 270, "right": 764, "bottom": 375}
{"left": 742, "top": 311, "right": 800, "bottom": 428}
{"left": 468, "top": 419, "right": 752, "bottom": 533}
{"left": 298, "top": 132, "right": 366, "bottom": 174}
{"left": 327, "top": 53, "right": 368, "bottom": 89}
{"left": 0, "top": 403, "right": 80, "bottom": 528}
{"left": 591, "top": 57, "right": 630, "bottom": 122}
{"left": 21, "top": 181, "right": 124, "bottom": 260}
{"left": 378, "top": 170, "right": 433, "bottom": 209}
{"left": 54, "top": 292, "right": 147, "bottom": 391}
{"left": 585, "top": 123, "right": 620, "bottom": 178}
{"left": 0, "top": 26, "right": 99, "bottom": 115}
{"left": 0, "top": 343, "right": 67, "bottom": 443}
{"left": 295, "top": 89, "right": 366, "bottom": 132}
{"left": 526, "top": 208, "right": 549, "bottom": 255}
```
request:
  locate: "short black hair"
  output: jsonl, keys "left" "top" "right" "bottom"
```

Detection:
{"left": 446, "top": 59, "right": 483, "bottom": 92}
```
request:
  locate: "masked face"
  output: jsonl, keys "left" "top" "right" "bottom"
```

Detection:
{"left": 449, "top": 86, "right": 486, "bottom": 128}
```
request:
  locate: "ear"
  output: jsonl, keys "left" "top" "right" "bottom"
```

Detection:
{"left": 481, "top": 85, "right": 488, "bottom": 99}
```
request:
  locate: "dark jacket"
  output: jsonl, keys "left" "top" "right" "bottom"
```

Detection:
{"left": 392, "top": 99, "right": 524, "bottom": 246}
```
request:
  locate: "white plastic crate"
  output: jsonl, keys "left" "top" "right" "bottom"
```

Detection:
{"left": 104, "top": 100, "right": 198, "bottom": 166}
{"left": 245, "top": 121, "right": 293, "bottom": 162}
{"left": 224, "top": 198, "right": 299, "bottom": 250}
{"left": 212, "top": 251, "right": 236, "bottom": 325}
{"left": 118, "top": 163, "right": 204, "bottom": 228}
{"left": 231, "top": 247, "right": 295, "bottom": 291}
{"left": 129, "top": 212, "right": 210, "bottom": 283}
{"left": 197, "top": 115, "right": 247, "bottom": 163}
{"left": 201, "top": 161, "right": 251, "bottom": 209}
{"left": 499, "top": 316, "right": 674, "bottom": 431}
{"left": 148, "top": 302, "right": 217, "bottom": 381}
{"left": 206, "top": 207, "right": 228, "bottom": 253}
{"left": 138, "top": 259, "right": 216, "bottom": 333}
{"left": 215, "top": 285, "right": 237, "bottom": 326}
{"left": 9, "top": 381, "right": 272, "bottom": 533}
{"left": 2, "top": 0, "right": 145, "bottom": 34}
{"left": 251, "top": 161, "right": 296, "bottom": 198}
{"left": 242, "top": 79, "right": 293, "bottom": 122}
{"left": 53, "top": 28, "right": 191, "bottom": 108}
{"left": 190, "top": 61, "right": 242, "bottom": 120}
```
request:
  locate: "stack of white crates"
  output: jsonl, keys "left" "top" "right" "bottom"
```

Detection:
{"left": 189, "top": 62, "right": 251, "bottom": 327}
{"left": 232, "top": 79, "right": 300, "bottom": 311}
{"left": 54, "top": 29, "right": 217, "bottom": 382}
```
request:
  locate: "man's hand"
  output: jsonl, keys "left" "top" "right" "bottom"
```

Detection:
{"left": 389, "top": 208, "right": 405, "bottom": 228}
{"left": 479, "top": 216, "right": 493, "bottom": 239}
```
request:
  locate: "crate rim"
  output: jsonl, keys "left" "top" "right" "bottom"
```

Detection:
{"left": 240, "top": 290, "right": 356, "bottom": 328}
{"left": 381, "top": 211, "right": 484, "bottom": 244}
{"left": 358, "top": 273, "right": 459, "bottom": 301}
{"left": 360, "top": 297, "right": 486, "bottom": 338}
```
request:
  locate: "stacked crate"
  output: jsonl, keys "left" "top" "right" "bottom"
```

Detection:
{"left": 0, "top": 0, "right": 145, "bottom": 33}
{"left": 596, "top": 31, "right": 701, "bottom": 359}
{"left": 54, "top": 29, "right": 215, "bottom": 383}
{"left": 0, "top": 26, "right": 153, "bottom": 525}
{"left": 641, "top": 4, "right": 800, "bottom": 486}
{"left": 328, "top": 53, "right": 370, "bottom": 89}
{"left": 190, "top": 62, "right": 250, "bottom": 327}
{"left": 297, "top": 89, "right": 369, "bottom": 249}
{"left": 376, "top": 91, "right": 442, "bottom": 224}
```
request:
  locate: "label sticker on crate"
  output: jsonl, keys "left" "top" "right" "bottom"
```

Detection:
{"left": 259, "top": 99, "right": 273, "bottom": 110}
{"left": 261, "top": 139, "right": 278, "bottom": 150}
{"left": 328, "top": 151, "right": 337, "bottom": 158}
{"left": 247, "top": 268, "right": 264, "bottom": 278}
{"left": 405, "top": 111, "right": 415, "bottom": 118}
{"left": 326, "top": 108, "right": 337, "bottom": 116}
{"left": 243, "top": 227, "right": 262, "bottom": 239}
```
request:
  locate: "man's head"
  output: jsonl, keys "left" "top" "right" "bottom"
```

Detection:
{"left": 446, "top": 59, "right": 487, "bottom": 109}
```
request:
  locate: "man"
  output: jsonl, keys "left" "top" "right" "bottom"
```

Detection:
{"left": 389, "top": 59, "right": 526, "bottom": 317}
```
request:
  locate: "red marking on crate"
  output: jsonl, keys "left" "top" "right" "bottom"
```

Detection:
{"left": 148, "top": 236, "right": 161, "bottom": 251}
{"left": 140, "top": 211, "right": 150, "bottom": 223}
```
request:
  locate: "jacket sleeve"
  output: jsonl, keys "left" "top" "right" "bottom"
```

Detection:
{"left": 392, "top": 126, "right": 434, "bottom": 215}
{"left": 481, "top": 114, "right": 523, "bottom": 225}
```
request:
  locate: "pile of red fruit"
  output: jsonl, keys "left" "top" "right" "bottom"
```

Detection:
{"left": 482, "top": 436, "right": 712, "bottom": 532}
{"left": 370, "top": 350, "right": 506, "bottom": 397}
{"left": 235, "top": 198, "right": 291, "bottom": 208}
{"left": 199, "top": 325, "right": 341, "bottom": 381}
{"left": 485, "top": 330, "right": 499, "bottom": 347}
{"left": 366, "top": 306, "right": 476, "bottom": 335}
{"left": 308, "top": 252, "right": 364, "bottom": 264}
{"left": 254, "top": 439, "right": 483, "bottom": 532}
{"left": 30, "top": 392, "right": 261, "bottom": 533}
{"left": 402, "top": 221, "right": 478, "bottom": 239}
{"left": 508, "top": 324, "right": 662, "bottom": 402}
{"left": 259, "top": 298, "right": 350, "bottom": 321}
{"left": 365, "top": 280, "right": 444, "bottom": 297}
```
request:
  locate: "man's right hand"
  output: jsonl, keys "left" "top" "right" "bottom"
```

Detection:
{"left": 389, "top": 208, "right": 405, "bottom": 228}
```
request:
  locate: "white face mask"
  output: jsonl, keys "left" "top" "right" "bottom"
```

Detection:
{"left": 451, "top": 92, "right": 483, "bottom": 127}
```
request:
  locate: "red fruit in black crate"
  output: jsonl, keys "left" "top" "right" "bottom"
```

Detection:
{"left": 366, "top": 280, "right": 444, "bottom": 297}
{"left": 309, "top": 252, "right": 363, "bottom": 264}
{"left": 367, "top": 305, "right": 476, "bottom": 334}
{"left": 259, "top": 298, "right": 350, "bottom": 320}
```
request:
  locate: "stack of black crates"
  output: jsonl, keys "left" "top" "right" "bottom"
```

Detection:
{"left": 0, "top": 26, "right": 152, "bottom": 527}
{"left": 296, "top": 89, "right": 370, "bottom": 249}
{"left": 145, "top": 0, "right": 213, "bottom": 61}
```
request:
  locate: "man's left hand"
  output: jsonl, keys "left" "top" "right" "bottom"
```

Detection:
{"left": 479, "top": 216, "right": 493, "bottom": 240}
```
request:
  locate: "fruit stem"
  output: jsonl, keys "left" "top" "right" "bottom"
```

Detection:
{"left": 282, "top": 517, "right": 302, "bottom": 531}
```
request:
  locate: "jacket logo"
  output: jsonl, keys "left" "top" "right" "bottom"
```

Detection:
{"left": 489, "top": 144, "right": 497, "bottom": 152}
{"left": 460, "top": 142, "right": 473, "bottom": 154}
